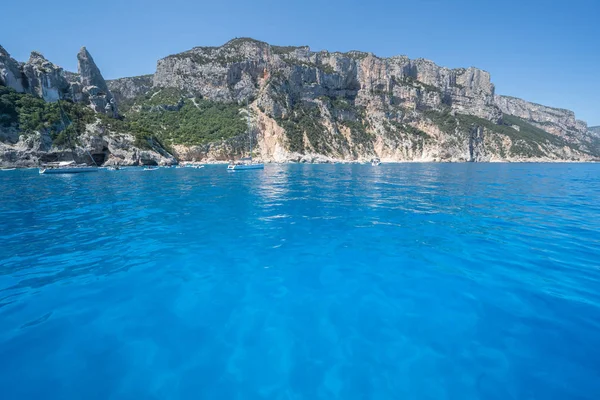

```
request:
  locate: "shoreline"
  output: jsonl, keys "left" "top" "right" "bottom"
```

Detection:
{"left": 2, "top": 159, "right": 598, "bottom": 170}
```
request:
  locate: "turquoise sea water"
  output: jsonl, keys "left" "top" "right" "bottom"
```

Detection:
{"left": 1, "top": 164, "right": 599, "bottom": 399}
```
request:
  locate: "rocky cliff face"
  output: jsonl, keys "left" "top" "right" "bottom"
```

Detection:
{"left": 0, "top": 121, "right": 175, "bottom": 168}
{"left": 107, "top": 74, "right": 153, "bottom": 106}
{"left": 0, "top": 44, "right": 171, "bottom": 167}
{"left": 75, "top": 47, "right": 118, "bottom": 117}
{"left": 152, "top": 39, "right": 501, "bottom": 121}
{"left": 0, "top": 45, "right": 118, "bottom": 116}
{"left": 21, "top": 51, "right": 71, "bottom": 102}
{"left": 1, "top": 47, "right": 71, "bottom": 102}
{"left": 0, "top": 45, "right": 26, "bottom": 92}
{"left": 134, "top": 38, "right": 596, "bottom": 162}
{"left": 1, "top": 38, "right": 598, "bottom": 165}
{"left": 495, "top": 95, "right": 589, "bottom": 138}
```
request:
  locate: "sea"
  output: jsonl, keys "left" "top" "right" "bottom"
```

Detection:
{"left": 0, "top": 163, "right": 599, "bottom": 399}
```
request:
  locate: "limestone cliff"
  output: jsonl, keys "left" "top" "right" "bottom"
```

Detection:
{"left": 0, "top": 45, "right": 26, "bottom": 92}
{"left": 1, "top": 47, "right": 71, "bottom": 102}
{"left": 0, "top": 45, "right": 118, "bottom": 115}
{"left": 495, "top": 95, "right": 589, "bottom": 139}
{"left": 151, "top": 39, "right": 501, "bottom": 121}
{"left": 0, "top": 120, "right": 176, "bottom": 168}
{"left": 21, "top": 51, "right": 71, "bottom": 102}
{"left": 1, "top": 38, "right": 599, "bottom": 165}
{"left": 76, "top": 47, "right": 118, "bottom": 117}
{"left": 107, "top": 74, "right": 153, "bottom": 106}
{"left": 120, "top": 38, "right": 597, "bottom": 162}
{"left": 0, "top": 45, "right": 172, "bottom": 167}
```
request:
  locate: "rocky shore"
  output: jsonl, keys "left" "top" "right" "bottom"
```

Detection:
{"left": 2, "top": 38, "right": 598, "bottom": 167}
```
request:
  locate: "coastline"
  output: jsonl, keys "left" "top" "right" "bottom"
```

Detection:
{"left": 2, "top": 158, "right": 597, "bottom": 170}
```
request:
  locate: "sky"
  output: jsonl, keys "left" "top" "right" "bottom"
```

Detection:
{"left": 1, "top": 0, "right": 598, "bottom": 125}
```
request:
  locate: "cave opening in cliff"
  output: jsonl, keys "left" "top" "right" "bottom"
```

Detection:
{"left": 91, "top": 152, "right": 107, "bottom": 165}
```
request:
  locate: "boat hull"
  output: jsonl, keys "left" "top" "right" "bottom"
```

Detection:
{"left": 227, "top": 164, "right": 264, "bottom": 170}
{"left": 39, "top": 167, "right": 98, "bottom": 174}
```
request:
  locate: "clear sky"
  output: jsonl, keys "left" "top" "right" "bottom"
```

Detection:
{"left": 1, "top": 0, "right": 598, "bottom": 125}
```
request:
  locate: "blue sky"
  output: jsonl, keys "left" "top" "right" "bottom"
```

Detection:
{"left": 1, "top": 0, "right": 598, "bottom": 124}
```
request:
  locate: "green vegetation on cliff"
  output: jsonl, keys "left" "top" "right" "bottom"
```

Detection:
{"left": 277, "top": 101, "right": 328, "bottom": 153}
{"left": 0, "top": 85, "right": 169, "bottom": 151}
{"left": 275, "top": 96, "right": 375, "bottom": 154}
{"left": 423, "top": 109, "right": 600, "bottom": 158}
{"left": 320, "top": 95, "right": 372, "bottom": 144}
{"left": 117, "top": 87, "right": 184, "bottom": 114}
{"left": 457, "top": 113, "right": 569, "bottom": 157}
{"left": 271, "top": 45, "right": 304, "bottom": 55}
{"left": 388, "top": 121, "right": 430, "bottom": 139}
{"left": 391, "top": 75, "right": 442, "bottom": 94}
{"left": 118, "top": 90, "right": 246, "bottom": 146}
{"left": 423, "top": 110, "right": 458, "bottom": 134}
{"left": 0, "top": 85, "right": 95, "bottom": 147}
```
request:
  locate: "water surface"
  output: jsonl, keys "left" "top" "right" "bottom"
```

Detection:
{"left": 1, "top": 164, "right": 599, "bottom": 399}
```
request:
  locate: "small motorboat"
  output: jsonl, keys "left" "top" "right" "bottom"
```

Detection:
{"left": 1, "top": 168, "right": 16, "bottom": 171}
{"left": 143, "top": 166, "right": 159, "bottom": 171}
{"left": 371, "top": 157, "right": 381, "bottom": 166}
{"left": 39, "top": 161, "right": 98, "bottom": 174}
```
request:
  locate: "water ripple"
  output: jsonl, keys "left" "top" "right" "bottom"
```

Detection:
{"left": 0, "top": 164, "right": 599, "bottom": 399}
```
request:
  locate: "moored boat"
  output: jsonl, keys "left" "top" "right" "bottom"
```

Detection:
{"left": 227, "top": 158, "right": 264, "bottom": 170}
{"left": 371, "top": 157, "right": 381, "bottom": 166}
{"left": 39, "top": 161, "right": 98, "bottom": 174}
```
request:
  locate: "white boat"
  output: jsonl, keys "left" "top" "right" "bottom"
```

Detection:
{"left": 227, "top": 101, "right": 264, "bottom": 171}
{"left": 371, "top": 157, "right": 381, "bottom": 166}
{"left": 143, "top": 166, "right": 159, "bottom": 171}
{"left": 1, "top": 168, "right": 16, "bottom": 171}
{"left": 39, "top": 161, "right": 98, "bottom": 174}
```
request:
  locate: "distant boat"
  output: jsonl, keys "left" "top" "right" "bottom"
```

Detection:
{"left": 227, "top": 101, "right": 264, "bottom": 171}
{"left": 39, "top": 161, "right": 98, "bottom": 175}
{"left": 143, "top": 166, "right": 159, "bottom": 171}
{"left": 1, "top": 168, "right": 16, "bottom": 171}
{"left": 228, "top": 157, "right": 264, "bottom": 170}
{"left": 107, "top": 166, "right": 120, "bottom": 171}
{"left": 371, "top": 157, "right": 381, "bottom": 166}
